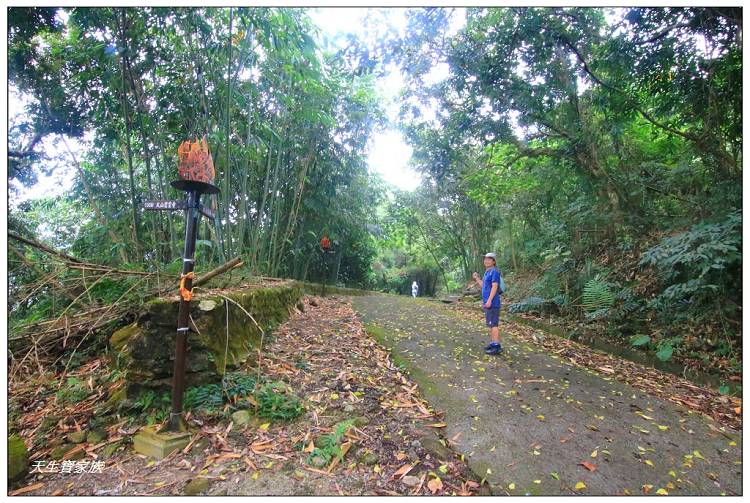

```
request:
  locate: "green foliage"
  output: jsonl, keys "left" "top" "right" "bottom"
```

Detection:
{"left": 508, "top": 296, "right": 548, "bottom": 314}
{"left": 88, "top": 276, "right": 137, "bottom": 304}
{"left": 255, "top": 381, "right": 304, "bottom": 421}
{"left": 55, "top": 376, "right": 90, "bottom": 405}
{"left": 639, "top": 211, "right": 741, "bottom": 317}
{"left": 221, "top": 372, "right": 257, "bottom": 403}
{"left": 132, "top": 390, "right": 172, "bottom": 424}
{"left": 182, "top": 372, "right": 259, "bottom": 413}
{"left": 307, "top": 419, "right": 355, "bottom": 466}
{"left": 581, "top": 279, "right": 615, "bottom": 314}
{"left": 9, "top": 6, "right": 385, "bottom": 289}
{"left": 630, "top": 334, "right": 651, "bottom": 347}
{"left": 183, "top": 384, "right": 224, "bottom": 413}
{"left": 655, "top": 344, "right": 674, "bottom": 362}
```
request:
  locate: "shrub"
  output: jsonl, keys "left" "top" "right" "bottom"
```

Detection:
{"left": 639, "top": 210, "right": 741, "bottom": 320}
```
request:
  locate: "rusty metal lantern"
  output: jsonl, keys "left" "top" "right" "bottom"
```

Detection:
{"left": 171, "top": 136, "right": 220, "bottom": 195}
{"left": 320, "top": 235, "right": 331, "bottom": 251}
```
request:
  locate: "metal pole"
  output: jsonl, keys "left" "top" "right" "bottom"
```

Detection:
{"left": 168, "top": 189, "right": 201, "bottom": 432}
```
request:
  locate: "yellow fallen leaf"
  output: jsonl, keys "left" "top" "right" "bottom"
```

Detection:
{"left": 537, "top": 415, "right": 545, "bottom": 421}
{"left": 575, "top": 482, "right": 586, "bottom": 490}
{"left": 259, "top": 423, "right": 270, "bottom": 430}
{"left": 668, "top": 470, "right": 677, "bottom": 478}
{"left": 693, "top": 450, "right": 706, "bottom": 460}
{"left": 330, "top": 393, "right": 339, "bottom": 399}
{"left": 252, "top": 472, "right": 259, "bottom": 480}
{"left": 591, "top": 450, "right": 598, "bottom": 458}
{"left": 729, "top": 441, "right": 737, "bottom": 446}
{"left": 439, "top": 465, "right": 448, "bottom": 474}
{"left": 658, "top": 425, "right": 669, "bottom": 431}
{"left": 656, "top": 488, "right": 668, "bottom": 495}
{"left": 508, "top": 483, "right": 515, "bottom": 490}
{"left": 533, "top": 480, "right": 541, "bottom": 484}
{"left": 644, "top": 460, "right": 654, "bottom": 467}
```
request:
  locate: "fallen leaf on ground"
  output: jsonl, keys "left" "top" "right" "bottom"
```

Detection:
{"left": 427, "top": 477, "right": 443, "bottom": 493}
{"left": 9, "top": 483, "right": 45, "bottom": 496}
{"left": 579, "top": 461, "right": 597, "bottom": 472}
{"left": 390, "top": 463, "right": 414, "bottom": 480}
{"left": 425, "top": 422, "right": 447, "bottom": 428}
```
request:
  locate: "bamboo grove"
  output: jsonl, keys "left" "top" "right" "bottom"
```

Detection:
{"left": 9, "top": 7, "right": 382, "bottom": 284}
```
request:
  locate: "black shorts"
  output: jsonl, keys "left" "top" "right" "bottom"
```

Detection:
{"left": 484, "top": 307, "right": 500, "bottom": 328}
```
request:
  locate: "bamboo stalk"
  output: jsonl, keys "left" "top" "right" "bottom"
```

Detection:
{"left": 192, "top": 256, "right": 244, "bottom": 288}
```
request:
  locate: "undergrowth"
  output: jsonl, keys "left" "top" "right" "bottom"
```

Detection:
{"left": 306, "top": 419, "right": 355, "bottom": 466}
{"left": 131, "top": 372, "right": 304, "bottom": 425}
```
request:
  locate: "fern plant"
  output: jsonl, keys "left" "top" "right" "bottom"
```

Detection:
{"left": 582, "top": 279, "right": 614, "bottom": 314}
{"left": 508, "top": 296, "right": 547, "bottom": 314}
{"left": 183, "top": 384, "right": 223, "bottom": 412}
{"left": 255, "top": 382, "right": 304, "bottom": 421}
{"left": 222, "top": 372, "right": 257, "bottom": 403}
{"left": 307, "top": 419, "right": 355, "bottom": 466}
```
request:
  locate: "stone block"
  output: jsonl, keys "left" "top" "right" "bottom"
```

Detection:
{"left": 132, "top": 426, "right": 191, "bottom": 460}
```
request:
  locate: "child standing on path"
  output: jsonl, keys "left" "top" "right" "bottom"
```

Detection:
{"left": 411, "top": 281, "right": 419, "bottom": 298}
{"left": 472, "top": 252, "right": 503, "bottom": 355}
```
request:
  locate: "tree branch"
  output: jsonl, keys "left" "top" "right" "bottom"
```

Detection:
{"left": 557, "top": 35, "right": 700, "bottom": 143}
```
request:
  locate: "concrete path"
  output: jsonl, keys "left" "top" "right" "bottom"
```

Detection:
{"left": 351, "top": 294, "right": 742, "bottom": 496}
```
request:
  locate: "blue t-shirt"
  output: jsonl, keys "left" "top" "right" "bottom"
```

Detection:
{"left": 482, "top": 268, "right": 502, "bottom": 308}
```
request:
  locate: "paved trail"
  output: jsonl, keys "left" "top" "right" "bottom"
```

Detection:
{"left": 351, "top": 294, "right": 742, "bottom": 496}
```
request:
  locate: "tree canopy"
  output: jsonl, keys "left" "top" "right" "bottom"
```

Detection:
{"left": 8, "top": 7, "right": 742, "bottom": 375}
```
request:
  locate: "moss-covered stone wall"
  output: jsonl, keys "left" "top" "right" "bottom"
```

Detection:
{"left": 110, "top": 283, "right": 302, "bottom": 396}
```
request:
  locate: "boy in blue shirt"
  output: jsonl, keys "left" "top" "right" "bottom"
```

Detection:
{"left": 472, "top": 252, "right": 504, "bottom": 355}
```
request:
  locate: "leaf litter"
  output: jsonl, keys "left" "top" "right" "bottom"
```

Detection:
{"left": 10, "top": 295, "right": 479, "bottom": 495}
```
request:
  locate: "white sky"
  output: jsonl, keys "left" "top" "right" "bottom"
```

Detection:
{"left": 310, "top": 7, "right": 424, "bottom": 191}
{"left": 8, "top": 90, "right": 79, "bottom": 207}
{"left": 9, "top": 8, "right": 433, "bottom": 203}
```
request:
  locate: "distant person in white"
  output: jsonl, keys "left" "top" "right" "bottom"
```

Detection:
{"left": 411, "top": 281, "right": 419, "bottom": 298}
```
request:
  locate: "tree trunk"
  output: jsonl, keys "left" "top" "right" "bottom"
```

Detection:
{"left": 508, "top": 215, "right": 518, "bottom": 270}
{"left": 118, "top": 9, "right": 141, "bottom": 261}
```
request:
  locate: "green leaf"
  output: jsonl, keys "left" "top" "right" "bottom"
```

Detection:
{"left": 656, "top": 344, "right": 673, "bottom": 361}
{"left": 630, "top": 334, "right": 651, "bottom": 347}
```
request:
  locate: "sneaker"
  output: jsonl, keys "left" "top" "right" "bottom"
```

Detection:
{"left": 483, "top": 341, "right": 494, "bottom": 351}
{"left": 485, "top": 343, "right": 503, "bottom": 355}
